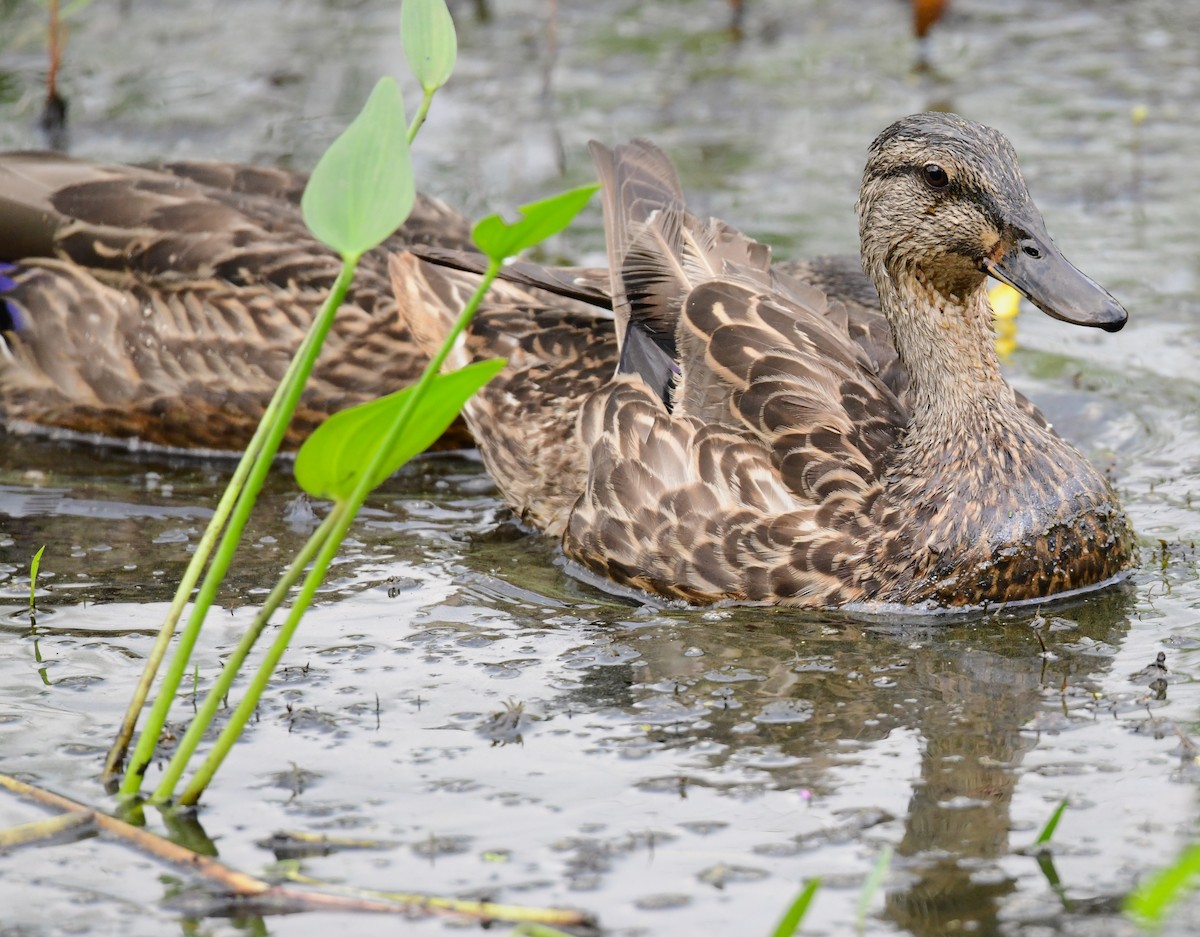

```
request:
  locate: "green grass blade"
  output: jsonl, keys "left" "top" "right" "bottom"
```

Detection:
{"left": 472, "top": 184, "right": 599, "bottom": 263}
{"left": 294, "top": 358, "right": 505, "bottom": 501}
{"left": 301, "top": 76, "right": 414, "bottom": 259}
{"left": 28, "top": 545, "right": 44, "bottom": 611}
{"left": 771, "top": 879, "right": 820, "bottom": 937}
{"left": 856, "top": 846, "right": 892, "bottom": 933}
{"left": 1126, "top": 843, "right": 1200, "bottom": 928}
{"left": 402, "top": 0, "right": 456, "bottom": 92}
{"left": 1036, "top": 798, "right": 1068, "bottom": 846}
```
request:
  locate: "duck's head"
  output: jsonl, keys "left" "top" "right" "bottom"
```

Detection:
{"left": 856, "top": 112, "right": 1126, "bottom": 333}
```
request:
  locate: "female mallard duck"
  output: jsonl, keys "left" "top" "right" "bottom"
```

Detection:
{"left": 393, "top": 112, "right": 1135, "bottom": 609}
{"left": 0, "top": 151, "right": 472, "bottom": 450}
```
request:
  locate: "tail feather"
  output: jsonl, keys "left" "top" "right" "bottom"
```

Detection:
{"left": 589, "top": 139, "right": 689, "bottom": 352}
{"left": 588, "top": 139, "right": 775, "bottom": 408}
{"left": 388, "top": 251, "right": 480, "bottom": 373}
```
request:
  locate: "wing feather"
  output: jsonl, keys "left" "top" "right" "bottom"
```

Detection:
{"left": 673, "top": 281, "right": 906, "bottom": 512}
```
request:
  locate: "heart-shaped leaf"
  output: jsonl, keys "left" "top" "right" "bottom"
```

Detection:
{"left": 295, "top": 358, "right": 506, "bottom": 502}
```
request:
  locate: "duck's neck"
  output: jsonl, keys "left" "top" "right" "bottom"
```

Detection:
{"left": 876, "top": 268, "right": 1023, "bottom": 457}
{"left": 865, "top": 265, "right": 1133, "bottom": 607}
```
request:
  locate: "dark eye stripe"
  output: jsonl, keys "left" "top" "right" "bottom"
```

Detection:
{"left": 873, "top": 164, "right": 1008, "bottom": 234}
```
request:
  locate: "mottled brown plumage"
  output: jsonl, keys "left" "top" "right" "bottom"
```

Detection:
{"left": 0, "top": 151, "right": 472, "bottom": 450}
{"left": 0, "top": 150, "right": 886, "bottom": 458}
{"left": 399, "top": 114, "right": 1135, "bottom": 609}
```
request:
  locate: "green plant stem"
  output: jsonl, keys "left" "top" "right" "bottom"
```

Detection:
{"left": 178, "top": 502, "right": 352, "bottom": 805}
{"left": 119, "top": 259, "right": 361, "bottom": 799}
{"left": 407, "top": 88, "right": 435, "bottom": 145}
{"left": 177, "top": 262, "right": 500, "bottom": 805}
{"left": 103, "top": 426, "right": 267, "bottom": 786}
{"left": 149, "top": 510, "right": 341, "bottom": 804}
{"left": 411, "top": 259, "right": 501, "bottom": 389}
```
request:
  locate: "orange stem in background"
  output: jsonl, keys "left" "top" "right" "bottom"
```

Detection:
{"left": 912, "top": 0, "right": 949, "bottom": 39}
{"left": 46, "top": 0, "right": 61, "bottom": 100}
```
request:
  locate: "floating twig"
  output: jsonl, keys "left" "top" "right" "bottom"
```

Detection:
{"left": 0, "top": 774, "right": 591, "bottom": 927}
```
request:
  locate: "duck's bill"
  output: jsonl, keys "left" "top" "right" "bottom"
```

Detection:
{"left": 983, "top": 235, "right": 1127, "bottom": 333}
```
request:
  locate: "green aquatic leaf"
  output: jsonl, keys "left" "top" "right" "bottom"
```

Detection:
{"left": 1126, "top": 843, "right": 1200, "bottom": 928}
{"left": 770, "top": 878, "right": 820, "bottom": 937}
{"left": 29, "top": 544, "right": 44, "bottom": 611}
{"left": 294, "top": 358, "right": 506, "bottom": 501}
{"left": 471, "top": 183, "right": 599, "bottom": 264}
{"left": 1036, "top": 798, "right": 1068, "bottom": 846}
{"left": 301, "top": 76, "right": 414, "bottom": 259}
{"left": 402, "top": 0, "right": 457, "bottom": 92}
{"left": 855, "top": 846, "right": 892, "bottom": 933}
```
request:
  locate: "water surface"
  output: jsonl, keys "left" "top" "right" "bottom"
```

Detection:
{"left": 2, "top": 1, "right": 1200, "bottom": 935}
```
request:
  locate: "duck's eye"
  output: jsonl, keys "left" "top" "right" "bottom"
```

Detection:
{"left": 922, "top": 163, "right": 950, "bottom": 189}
